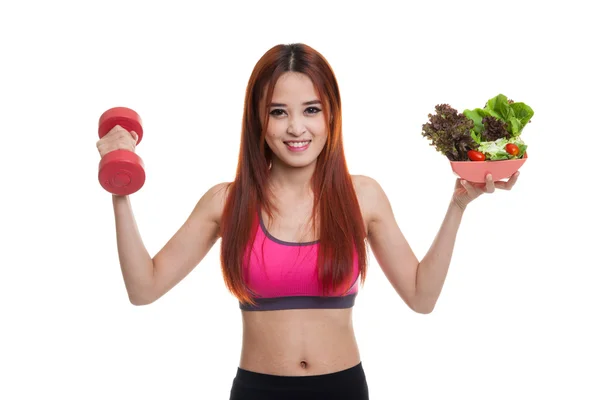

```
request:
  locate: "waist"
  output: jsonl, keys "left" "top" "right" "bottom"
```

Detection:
{"left": 240, "top": 308, "right": 360, "bottom": 376}
{"left": 233, "top": 362, "right": 367, "bottom": 392}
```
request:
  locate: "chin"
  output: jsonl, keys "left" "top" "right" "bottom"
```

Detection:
{"left": 272, "top": 153, "right": 318, "bottom": 169}
{"left": 284, "top": 158, "right": 318, "bottom": 169}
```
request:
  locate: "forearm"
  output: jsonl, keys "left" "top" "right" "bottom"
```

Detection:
{"left": 112, "top": 195, "right": 154, "bottom": 304}
{"left": 413, "top": 199, "right": 465, "bottom": 313}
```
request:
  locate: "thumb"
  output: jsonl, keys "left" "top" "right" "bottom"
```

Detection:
{"left": 130, "top": 130, "right": 139, "bottom": 143}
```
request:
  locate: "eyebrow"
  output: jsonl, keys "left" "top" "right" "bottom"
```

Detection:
{"left": 269, "top": 100, "right": 322, "bottom": 107}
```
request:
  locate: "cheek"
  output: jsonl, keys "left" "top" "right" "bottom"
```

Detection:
{"left": 312, "top": 125, "right": 328, "bottom": 141}
{"left": 265, "top": 130, "right": 279, "bottom": 145}
{"left": 266, "top": 120, "right": 281, "bottom": 136}
{"left": 310, "top": 118, "right": 328, "bottom": 137}
{"left": 264, "top": 128, "right": 279, "bottom": 148}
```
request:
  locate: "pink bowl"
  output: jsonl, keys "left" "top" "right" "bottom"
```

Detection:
{"left": 450, "top": 153, "right": 528, "bottom": 183}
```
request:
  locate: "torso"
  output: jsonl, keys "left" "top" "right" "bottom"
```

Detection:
{"left": 240, "top": 308, "right": 360, "bottom": 375}
{"left": 237, "top": 175, "right": 372, "bottom": 376}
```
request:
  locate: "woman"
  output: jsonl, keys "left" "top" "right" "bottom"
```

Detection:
{"left": 97, "top": 43, "right": 519, "bottom": 399}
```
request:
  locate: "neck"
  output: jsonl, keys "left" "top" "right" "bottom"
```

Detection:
{"left": 268, "top": 158, "right": 316, "bottom": 198}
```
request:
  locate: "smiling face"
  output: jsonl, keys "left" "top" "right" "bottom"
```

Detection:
{"left": 260, "top": 72, "right": 328, "bottom": 170}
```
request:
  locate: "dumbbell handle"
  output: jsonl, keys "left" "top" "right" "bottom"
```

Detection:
{"left": 98, "top": 107, "right": 144, "bottom": 145}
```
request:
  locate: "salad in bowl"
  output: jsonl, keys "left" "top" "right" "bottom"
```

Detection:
{"left": 422, "top": 94, "right": 534, "bottom": 182}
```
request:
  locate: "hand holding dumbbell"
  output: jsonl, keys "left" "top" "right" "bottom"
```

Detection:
{"left": 96, "top": 107, "right": 145, "bottom": 196}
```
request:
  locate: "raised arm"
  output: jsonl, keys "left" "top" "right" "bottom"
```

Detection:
{"left": 357, "top": 173, "right": 519, "bottom": 314}
{"left": 354, "top": 175, "right": 421, "bottom": 311}
{"left": 112, "top": 182, "right": 229, "bottom": 305}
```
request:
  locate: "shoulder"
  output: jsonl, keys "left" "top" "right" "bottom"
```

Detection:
{"left": 195, "top": 182, "right": 232, "bottom": 226}
{"left": 351, "top": 174, "right": 381, "bottom": 194}
{"left": 351, "top": 174, "right": 389, "bottom": 228}
{"left": 206, "top": 181, "right": 232, "bottom": 199}
{"left": 351, "top": 174, "right": 386, "bottom": 203}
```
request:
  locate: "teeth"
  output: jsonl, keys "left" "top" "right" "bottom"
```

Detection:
{"left": 287, "top": 141, "right": 310, "bottom": 148}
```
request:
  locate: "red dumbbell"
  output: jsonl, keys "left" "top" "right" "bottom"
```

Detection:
{"left": 98, "top": 107, "right": 145, "bottom": 196}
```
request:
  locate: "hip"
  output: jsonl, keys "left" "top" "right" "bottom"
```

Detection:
{"left": 229, "top": 362, "right": 369, "bottom": 400}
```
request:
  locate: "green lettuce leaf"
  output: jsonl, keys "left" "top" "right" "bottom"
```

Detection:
{"left": 463, "top": 108, "right": 486, "bottom": 134}
{"left": 464, "top": 94, "right": 534, "bottom": 138}
{"left": 486, "top": 94, "right": 513, "bottom": 121}
{"left": 509, "top": 102, "right": 534, "bottom": 134}
{"left": 507, "top": 116, "right": 523, "bottom": 136}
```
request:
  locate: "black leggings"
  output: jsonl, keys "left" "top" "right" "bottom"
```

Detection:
{"left": 229, "top": 362, "right": 369, "bottom": 400}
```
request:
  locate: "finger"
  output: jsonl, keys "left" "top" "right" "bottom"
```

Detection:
{"left": 508, "top": 171, "right": 520, "bottom": 187}
{"left": 454, "top": 178, "right": 462, "bottom": 190}
{"left": 496, "top": 171, "right": 520, "bottom": 190}
{"left": 108, "top": 124, "right": 125, "bottom": 135}
{"left": 130, "top": 130, "right": 138, "bottom": 143}
{"left": 485, "top": 174, "right": 495, "bottom": 193}
{"left": 495, "top": 181, "right": 509, "bottom": 190}
{"left": 461, "top": 179, "right": 480, "bottom": 198}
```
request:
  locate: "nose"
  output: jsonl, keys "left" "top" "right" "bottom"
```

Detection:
{"left": 287, "top": 118, "right": 307, "bottom": 136}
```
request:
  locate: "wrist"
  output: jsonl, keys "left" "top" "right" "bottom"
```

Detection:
{"left": 450, "top": 197, "right": 467, "bottom": 212}
{"left": 112, "top": 194, "right": 129, "bottom": 203}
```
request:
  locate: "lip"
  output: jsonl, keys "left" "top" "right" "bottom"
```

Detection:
{"left": 284, "top": 140, "right": 311, "bottom": 152}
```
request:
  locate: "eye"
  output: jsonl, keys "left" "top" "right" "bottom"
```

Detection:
{"left": 306, "top": 107, "right": 321, "bottom": 114}
{"left": 269, "top": 109, "right": 286, "bottom": 117}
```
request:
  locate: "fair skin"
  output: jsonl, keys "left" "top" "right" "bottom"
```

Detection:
{"left": 99, "top": 71, "right": 519, "bottom": 377}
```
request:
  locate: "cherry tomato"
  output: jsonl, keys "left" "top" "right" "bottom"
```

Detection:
{"left": 506, "top": 143, "right": 519, "bottom": 156}
{"left": 467, "top": 150, "right": 486, "bottom": 161}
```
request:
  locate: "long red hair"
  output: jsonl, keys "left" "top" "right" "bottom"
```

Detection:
{"left": 220, "top": 43, "right": 368, "bottom": 306}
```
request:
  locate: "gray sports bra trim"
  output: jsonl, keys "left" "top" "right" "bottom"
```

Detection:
{"left": 239, "top": 293, "right": 357, "bottom": 311}
{"left": 258, "top": 210, "right": 319, "bottom": 246}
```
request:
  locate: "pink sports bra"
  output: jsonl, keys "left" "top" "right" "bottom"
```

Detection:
{"left": 239, "top": 211, "right": 360, "bottom": 311}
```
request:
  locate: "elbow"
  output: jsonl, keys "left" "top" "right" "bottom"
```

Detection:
{"left": 409, "top": 296, "right": 436, "bottom": 314}
{"left": 410, "top": 302, "right": 434, "bottom": 314}
{"left": 413, "top": 305, "right": 435, "bottom": 314}
{"left": 126, "top": 277, "right": 157, "bottom": 306}
{"left": 129, "top": 297, "right": 156, "bottom": 306}
{"left": 128, "top": 289, "right": 156, "bottom": 306}
{"left": 130, "top": 297, "right": 151, "bottom": 306}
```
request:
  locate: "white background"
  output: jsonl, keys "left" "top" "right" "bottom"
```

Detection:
{"left": 1, "top": 0, "right": 598, "bottom": 399}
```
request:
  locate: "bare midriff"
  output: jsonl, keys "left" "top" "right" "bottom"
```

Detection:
{"left": 239, "top": 308, "right": 361, "bottom": 376}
